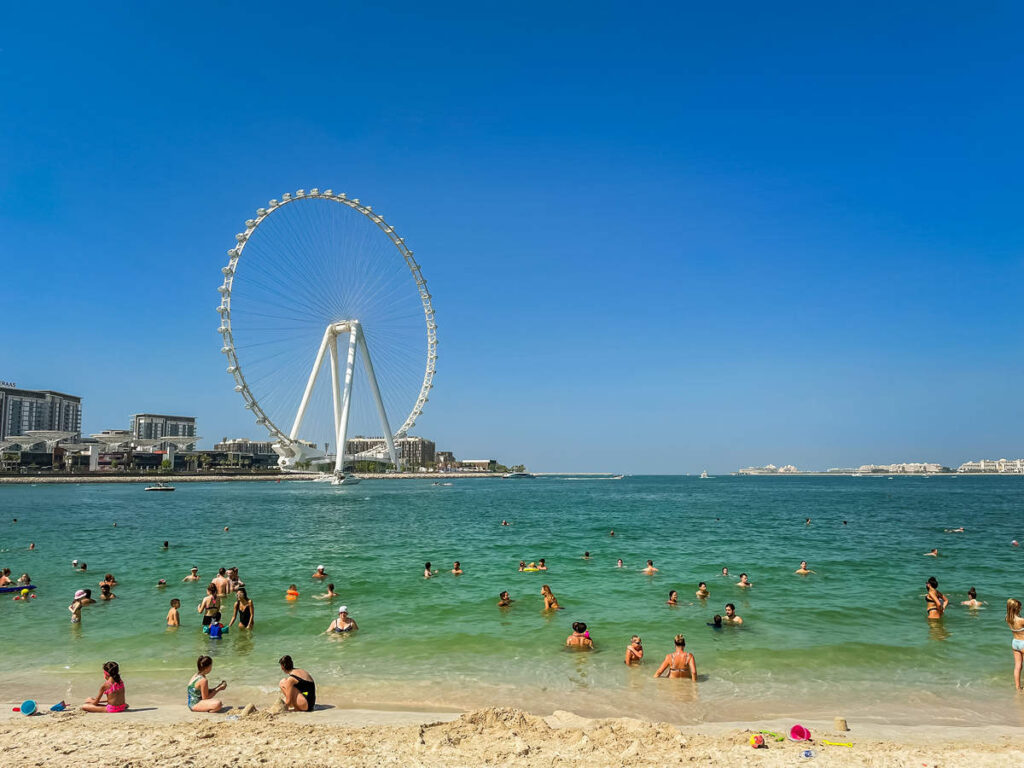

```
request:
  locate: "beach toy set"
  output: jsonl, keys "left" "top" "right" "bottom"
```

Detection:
{"left": 11, "top": 700, "right": 66, "bottom": 715}
{"left": 748, "top": 722, "right": 853, "bottom": 753}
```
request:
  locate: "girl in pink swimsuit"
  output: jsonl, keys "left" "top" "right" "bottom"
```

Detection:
{"left": 82, "top": 661, "right": 128, "bottom": 713}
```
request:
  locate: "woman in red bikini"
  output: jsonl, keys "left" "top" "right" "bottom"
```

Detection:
{"left": 82, "top": 661, "right": 128, "bottom": 713}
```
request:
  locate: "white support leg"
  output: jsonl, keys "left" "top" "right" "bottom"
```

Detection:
{"left": 356, "top": 325, "right": 401, "bottom": 470}
{"left": 328, "top": 333, "right": 342, "bottom": 459}
{"left": 290, "top": 326, "right": 333, "bottom": 441}
{"left": 333, "top": 327, "right": 359, "bottom": 475}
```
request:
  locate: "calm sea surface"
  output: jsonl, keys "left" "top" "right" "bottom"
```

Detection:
{"left": 1, "top": 475, "right": 1023, "bottom": 724}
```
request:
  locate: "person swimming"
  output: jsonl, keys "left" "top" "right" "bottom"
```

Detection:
{"left": 498, "top": 590, "right": 513, "bottom": 607}
{"left": 737, "top": 573, "right": 752, "bottom": 587}
{"left": 182, "top": 567, "right": 200, "bottom": 582}
{"left": 616, "top": 559, "right": 624, "bottom": 568}
{"left": 452, "top": 561, "right": 463, "bottom": 575}
{"left": 642, "top": 560, "right": 658, "bottom": 574}
{"left": 695, "top": 582, "right": 709, "bottom": 599}
{"left": 667, "top": 590, "right": 678, "bottom": 606}
{"left": 313, "top": 583, "right": 340, "bottom": 600}
{"left": 962, "top": 587, "right": 983, "bottom": 609}
{"left": 723, "top": 603, "right": 743, "bottom": 625}
{"left": 925, "top": 548, "right": 939, "bottom": 557}
{"left": 795, "top": 561, "right": 815, "bottom": 575}
{"left": 707, "top": 614, "right": 723, "bottom": 629}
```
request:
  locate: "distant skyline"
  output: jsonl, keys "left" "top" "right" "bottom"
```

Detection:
{"left": 2, "top": 3, "right": 1022, "bottom": 473}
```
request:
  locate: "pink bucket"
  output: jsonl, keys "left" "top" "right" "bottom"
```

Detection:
{"left": 789, "top": 724, "right": 811, "bottom": 741}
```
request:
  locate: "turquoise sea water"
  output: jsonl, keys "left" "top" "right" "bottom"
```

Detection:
{"left": 1, "top": 475, "right": 1023, "bottom": 725}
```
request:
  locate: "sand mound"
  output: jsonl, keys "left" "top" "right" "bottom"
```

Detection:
{"left": 0, "top": 706, "right": 1021, "bottom": 766}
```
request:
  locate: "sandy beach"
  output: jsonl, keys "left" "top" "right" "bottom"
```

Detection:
{"left": 1, "top": 705, "right": 1021, "bottom": 767}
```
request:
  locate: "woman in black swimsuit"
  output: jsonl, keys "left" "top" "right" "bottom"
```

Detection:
{"left": 228, "top": 587, "right": 254, "bottom": 630}
{"left": 278, "top": 655, "right": 315, "bottom": 711}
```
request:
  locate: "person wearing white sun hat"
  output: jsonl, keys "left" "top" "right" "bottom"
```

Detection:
{"left": 312, "top": 565, "right": 328, "bottom": 579}
{"left": 325, "top": 606, "right": 358, "bottom": 633}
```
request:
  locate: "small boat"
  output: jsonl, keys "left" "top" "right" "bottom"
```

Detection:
{"left": 330, "top": 472, "right": 361, "bottom": 486}
{"left": 145, "top": 483, "right": 175, "bottom": 492}
{"left": 700, "top": 470, "right": 710, "bottom": 479}
{"left": 502, "top": 472, "right": 535, "bottom": 479}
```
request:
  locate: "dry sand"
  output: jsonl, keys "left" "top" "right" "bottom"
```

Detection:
{"left": 1, "top": 706, "right": 1021, "bottom": 767}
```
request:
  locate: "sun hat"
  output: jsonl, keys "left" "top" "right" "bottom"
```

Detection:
{"left": 74, "top": 589, "right": 86, "bottom": 600}
{"left": 338, "top": 605, "right": 348, "bottom": 613}
{"left": 72, "top": 559, "right": 78, "bottom": 565}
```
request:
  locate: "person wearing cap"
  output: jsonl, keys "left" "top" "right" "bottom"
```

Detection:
{"left": 325, "top": 606, "right": 358, "bottom": 633}
{"left": 71, "top": 559, "right": 79, "bottom": 569}
{"left": 312, "top": 565, "right": 328, "bottom": 579}
{"left": 182, "top": 567, "right": 200, "bottom": 582}
{"left": 13, "top": 588, "right": 36, "bottom": 601}
{"left": 70, "top": 590, "right": 86, "bottom": 623}
{"left": 156, "top": 579, "right": 167, "bottom": 588}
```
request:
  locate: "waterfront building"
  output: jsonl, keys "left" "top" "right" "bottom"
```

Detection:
{"left": 346, "top": 436, "right": 436, "bottom": 467}
{"left": 958, "top": 458, "right": 1024, "bottom": 474}
{"left": 0, "top": 384, "right": 82, "bottom": 441}
{"left": 459, "top": 459, "right": 497, "bottom": 472}
{"left": 857, "top": 462, "right": 947, "bottom": 473}
{"left": 130, "top": 414, "right": 197, "bottom": 449}
{"left": 436, "top": 451, "right": 457, "bottom": 471}
{"left": 214, "top": 437, "right": 276, "bottom": 454}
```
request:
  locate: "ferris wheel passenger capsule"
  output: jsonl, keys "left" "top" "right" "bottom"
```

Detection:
{"left": 235, "top": 233, "right": 246, "bottom": 242}
{"left": 245, "top": 220, "right": 256, "bottom": 228}
{"left": 227, "top": 365, "right": 237, "bottom": 373}
{"left": 296, "top": 190, "right": 305, "bottom": 197}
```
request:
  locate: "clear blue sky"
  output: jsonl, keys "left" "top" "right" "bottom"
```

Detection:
{"left": 2, "top": 3, "right": 1021, "bottom": 473}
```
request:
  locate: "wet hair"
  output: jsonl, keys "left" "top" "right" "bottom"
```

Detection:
{"left": 288, "top": 584, "right": 297, "bottom": 591}
{"left": 740, "top": 573, "right": 748, "bottom": 579}
{"left": 539, "top": 559, "right": 545, "bottom": 564}
{"left": 725, "top": 603, "right": 736, "bottom": 611}
{"left": 698, "top": 582, "right": 707, "bottom": 589}
{"left": 647, "top": 560, "right": 654, "bottom": 566}
{"left": 519, "top": 560, "right": 526, "bottom": 567}
{"left": 279, "top": 655, "right": 294, "bottom": 671}
{"left": 572, "top": 621, "right": 587, "bottom": 633}
{"left": 171, "top": 598, "right": 180, "bottom": 607}
{"left": 236, "top": 587, "right": 248, "bottom": 601}
{"left": 213, "top": 612, "right": 222, "bottom": 622}
{"left": 104, "top": 573, "right": 114, "bottom": 581}
{"left": 103, "top": 661, "right": 122, "bottom": 684}
{"left": 674, "top": 634, "right": 686, "bottom": 647}
{"left": 1007, "top": 599, "right": 1022, "bottom": 626}
{"left": 499, "top": 590, "right": 509, "bottom": 598}
{"left": 101, "top": 583, "right": 111, "bottom": 592}
{"left": 327, "top": 583, "right": 334, "bottom": 591}
{"left": 584, "top": 552, "right": 590, "bottom": 557}
{"left": 631, "top": 635, "right": 641, "bottom": 643}
{"left": 163, "top": 541, "right": 169, "bottom": 547}
{"left": 968, "top": 587, "right": 977, "bottom": 599}
{"left": 197, "top": 655, "right": 213, "bottom": 672}
{"left": 207, "top": 584, "right": 218, "bottom": 596}
{"left": 668, "top": 590, "right": 677, "bottom": 598}
{"left": 927, "top": 576, "right": 939, "bottom": 589}
{"left": 425, "top": 562, "right": 431, "bottom": 570}
{"left": 711, "top": 615, "right": 723, "bottom": 626}
{"left": 83, "top": 589, "right": 93, "bottom": 599}
{"left": 80, "top": 563, "right": 87, "bottom": 570}
{"left": 218, "top": 567, "right": 226, "bottom": 576}
{"left": 453, "top": 561, "right": 460, "bottom": 568}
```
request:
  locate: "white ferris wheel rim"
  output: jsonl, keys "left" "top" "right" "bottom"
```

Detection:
{"left": 216, "top": 188, "right": 437, "bottom": 446}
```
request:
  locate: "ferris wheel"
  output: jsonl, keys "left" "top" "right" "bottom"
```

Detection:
{"left": 217, "top": 189, "right": 437, "bottom": 482}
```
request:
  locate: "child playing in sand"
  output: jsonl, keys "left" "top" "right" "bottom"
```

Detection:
{"left": 82, "top": 661, "right": 127, "bottom": 713}
{"left": 167, "top": 598, "right": 180, "bottom": 626}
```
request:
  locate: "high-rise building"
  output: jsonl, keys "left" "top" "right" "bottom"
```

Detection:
{"left": 0, "top": 384, "right": 82, "bottom": 440}
{"left": 130, "top": 414, "right": 197, "bottom": 448}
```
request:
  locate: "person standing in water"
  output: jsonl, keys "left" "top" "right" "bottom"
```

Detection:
{"left": 541, "top": 584, "right": 563, "bottom": 610}
{"left": 198, "top": 584, "right": 220, "bottom": 626}
{"left": 183, "top": 567, "right": 200, "bottom": 582}
{"left": 695, "top": 582, "right": 709, "bottom": 599}
{"left": 566, "top": 621, "right": 594, "bottom": 650}
{"left": 795, "top": 561, "right": 815, "bottom": 575}
{"left": 653, "top": 634, "right": 697, "bottom": 679}
{"left": 925, "top": 576, "right": 949, "bottom": 620}
{"left": 1006, "top": 599, "right": 1024, "bottom": 692}
{"left": 962, "top": 587, "right": 984, "bottom": 609}
{"left": 624, "top": 635, "right": 643, "bottom": 665}
{"left": 642, "top": 560, "right": 658, "bottom": 574}
{"left": 667, "top": 590, "right": 678, "bottom": 606}
{"left": 227, "top": 587, "right": 254, "bottom": 630}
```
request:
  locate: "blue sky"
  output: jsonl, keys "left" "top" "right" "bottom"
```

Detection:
{"left": 2, "top": 2, "right": 1021, "bottom": 473}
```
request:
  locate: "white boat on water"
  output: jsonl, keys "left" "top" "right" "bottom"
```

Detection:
{"left": 332, "top": 472, "right": 361, "bottom": 486}
{"left": 503, "top": 471, "right": 535, "bottom": 479}
{"left": 700, "top": 470, "right": 710, "bottom": 479}
{"left": 145, "top": 482, "right": 175, "bottom": 492}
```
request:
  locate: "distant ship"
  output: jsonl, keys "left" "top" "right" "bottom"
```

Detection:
{"left": 503, "top": 471, "right": 535, "bottom": 479}
{"left": 144, "top": 482, "right": 175, "bottom": 492}
{"left": 700, "top": 470, "right": 710, "bottom": 479}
